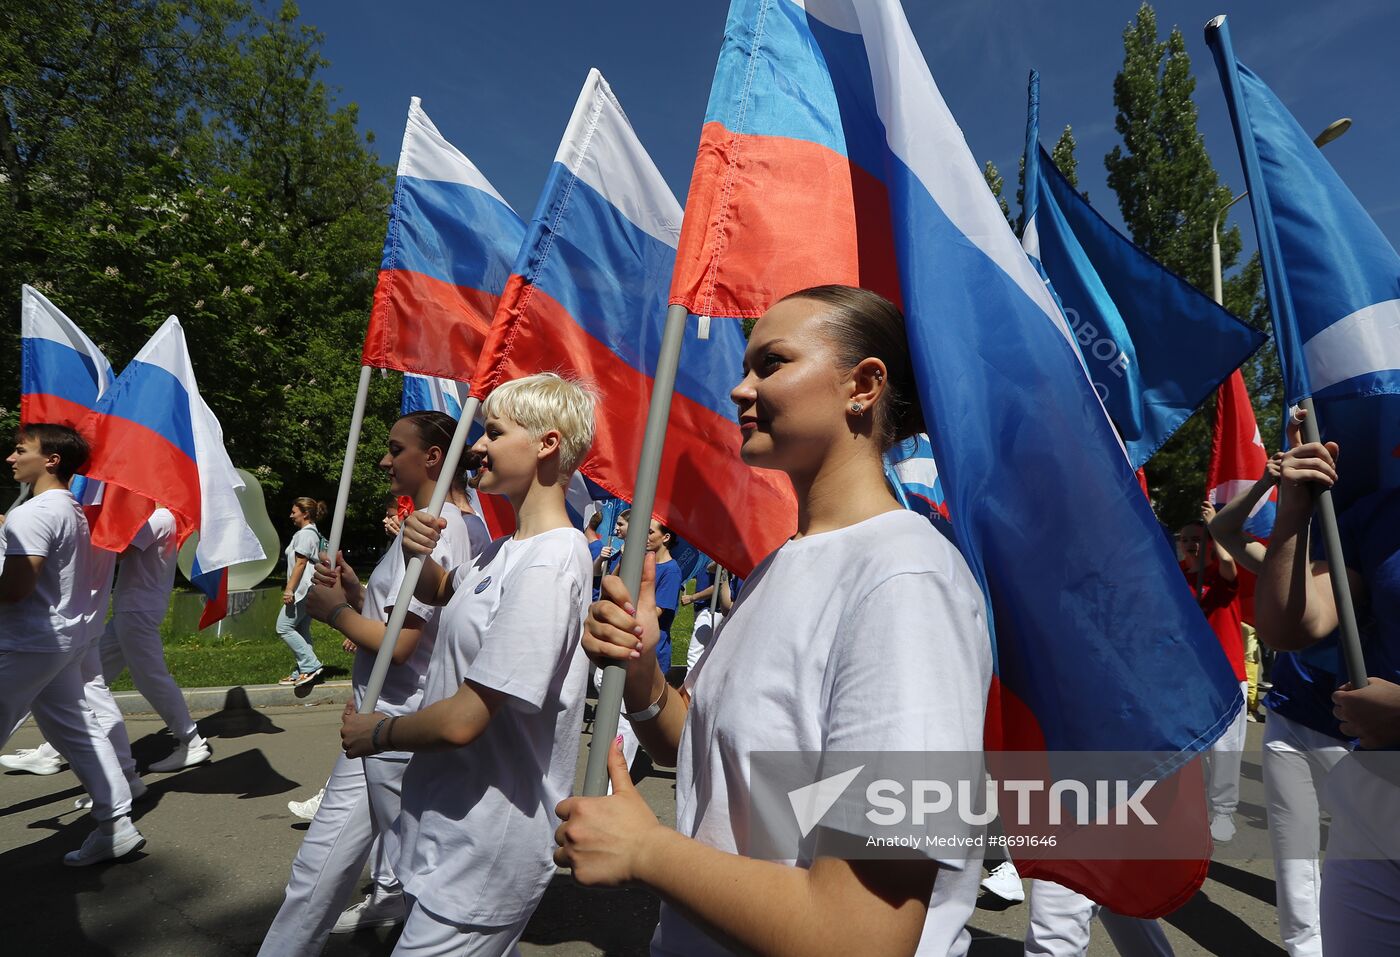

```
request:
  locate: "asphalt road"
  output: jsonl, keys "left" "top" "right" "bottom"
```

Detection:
{"left": 0, "top": 695, "right": 1288, "bottom": 956}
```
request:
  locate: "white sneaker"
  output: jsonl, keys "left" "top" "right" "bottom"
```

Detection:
{"left": 287, "top": 788, "right": 324, "bottom": 821}
{"left": 63, "top": 816, "right": 145, "bottom": 866}
{"left": 331, "top": 891, "right": 407, "bottom": 933}
{"left": 148, "top": 735, "right": 212, "bottom": 773}
{"left": 75, "top": 776, "right": 148, "bottom": 810}
{"left": 980, "top": 861, "right": 1026, "bottom": 902}
{"left": 0, "top": 747, "right": 65, "bottom": 775}
{"left": 1210, "top": 812, "right": 1237, "bottom": 845}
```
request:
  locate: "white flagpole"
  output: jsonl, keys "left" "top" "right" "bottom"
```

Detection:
{"left": 325, "top": 365, "right": 374, "bottom": 564}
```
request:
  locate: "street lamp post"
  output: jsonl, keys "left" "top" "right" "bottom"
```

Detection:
{"left": 1209, "top": 118, "right": 1353, "bottom": 306}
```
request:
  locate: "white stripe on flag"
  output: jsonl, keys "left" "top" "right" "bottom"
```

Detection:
{"left": 398, "top": 97, "right": 514, "bottom": 209}
{"left": 1302, "top": 297, "right": 1400, "bottom": 394}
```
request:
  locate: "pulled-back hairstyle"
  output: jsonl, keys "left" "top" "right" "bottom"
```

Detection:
{"left": 16, "top": 423, "right": 89, "bottom": 481}
{"left": 777, "top": 285, "right": 925, "bottom": 451}
{"left": 483, "top": 372, "right": 597, "bottom": 476}
{"left": 292, "top": 497, "right": 328, "bottom": 524}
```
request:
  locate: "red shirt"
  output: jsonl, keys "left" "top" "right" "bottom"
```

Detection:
{"left": 1181, "top": 562, "right": 1245, "bottom": 681}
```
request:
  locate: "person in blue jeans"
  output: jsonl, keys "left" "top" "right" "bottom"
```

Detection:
{"left": 277, "top": 496, "right": 326, "bottom": 687}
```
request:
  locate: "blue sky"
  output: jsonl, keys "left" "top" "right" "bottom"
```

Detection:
{"left": 295, "top": 0, "right": 1400, "bottom": 268}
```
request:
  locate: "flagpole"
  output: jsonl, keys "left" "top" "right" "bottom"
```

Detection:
{"left": 359, "top": 394, "right": 481, "bottom": 712}
{"left": 325, "top": 365, "right": 373, "bottom": 565}
{"left": 1206, "top": 15, "right": 1368, "bottom": 689}
{"left": 7, "top": 483, "right": 30, "bottom": 513}
{"left": 584, "top": 303, "right": 689, "bottom": 796}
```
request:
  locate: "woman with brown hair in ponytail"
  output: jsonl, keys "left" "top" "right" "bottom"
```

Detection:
{"left": 275, "top": 496, "right": 327, "bottom": 687}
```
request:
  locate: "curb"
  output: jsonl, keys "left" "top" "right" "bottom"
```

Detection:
{"left": 112, "top": 679, "right": 354, "bottom": 716}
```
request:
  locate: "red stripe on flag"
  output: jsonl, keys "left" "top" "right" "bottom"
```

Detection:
{"left": 670, "top": 122, "right": 901, "bottom": 317}
{"left": 72, "top": 400, "right": 202, "bottom": 549}
{"left": 474, "top": 276, "right": 794, "bottom": 577}
{"left": 362, "top": 269, "right": 497, "bottom": 379}
{"left": 198, "top": 569, "right": 229, "bottom": 629}
{"left": 22, "top": 393, "right": 92, "bottom": 430}
{"left": 986, "top": 675, "right": 1212, "bottom": 918}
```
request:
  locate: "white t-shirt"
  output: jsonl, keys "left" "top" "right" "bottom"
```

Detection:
{"left": 284, "top": 524, "right": 321, "bottom": 602}
{"left": 396, "top": 527, "right": 592, "bottom": 926}
{"left": 0, "top": 489, "right": 100, "bottom": 653}
{"left": 651, "top": 510, "right": 993, "bottom": 957}
{"left": 115, "top": 507, "right": 178, "bottom": 613}
{"left": 353, "top": 503, "right": 473, "bottom": 739}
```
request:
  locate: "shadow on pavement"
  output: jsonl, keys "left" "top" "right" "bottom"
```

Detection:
{"left": 1163, "top": 885, "right": 1286, "bottom": 956}
{"left": 147, "top": 747, "right": 301, "bottom": 801}
{"left": 198, "top": 687, "right": 290, "bottom": 738}
{"left": 520, "top": 872, "right": 659, "bottom": 956}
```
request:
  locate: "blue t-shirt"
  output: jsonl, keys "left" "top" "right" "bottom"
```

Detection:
{"left": 654, "top": 558, "right": 682, "bottom": 670}
{"left": 1335, "top": 489, "right": 1400, "bottom": 688}
{"left": 693, "top": 565, "right": 713, "bottom": 596}
{"left": 1264, "top": 644, "right": 1347, "bottom": 740}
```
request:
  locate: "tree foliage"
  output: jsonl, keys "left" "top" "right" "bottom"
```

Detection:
{"left": 1104, "top": 2, "right": 1270, "bottom": 529}
{"left": 0, "top": 0, "right": 397, "bottom": 557}
{"left": 983, "top": 160, "right": 1013, "bottom": 229}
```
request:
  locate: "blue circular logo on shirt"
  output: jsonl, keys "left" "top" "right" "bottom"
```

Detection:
{"left": 474, "top": 576, "right": 492, "bottom": 594}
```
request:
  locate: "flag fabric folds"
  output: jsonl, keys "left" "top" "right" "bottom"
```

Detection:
{"left": 78, "top": 317, "right": 264, "bottom": 625}
{"left": 883, "top": 433, "right": 948, "bottom": 523}
{"left": 675, "top": 0, "right": 1241, "bottom": 915}
{"left": 1206, "top": 370, "right": 1276, "bottom": 540}
{"left": 362, "top": 98, "right": 525, "bottom": 380}
{"left": 401, "top": 373, "right": 469, "bottom": 419}
{"left": 20, "top": 284, "right": 114, "bottom": 428}
{"left": 469, "top": 68, "right": 794, "bottom": 578}
{"left": 1207, "top": 18, "right": 1400, "bottom": 507}
{"left": 20, "top": 285, "right": 117, "bottom": 516}
{"left": 1022, "top": 72, "right": 1264, "bottom": 469}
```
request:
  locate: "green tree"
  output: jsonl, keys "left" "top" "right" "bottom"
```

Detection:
{"left": 983, "top": 160, "right": 1013, "bottom": 229}
{"left": 1104, "top": 2, "right": 1266, "bottom": 527}
{"left": 0, "top": 0, "right": 397, "bottom": 560}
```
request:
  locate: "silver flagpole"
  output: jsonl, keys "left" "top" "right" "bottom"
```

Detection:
{"left": 584, "top": 303, "right": 689, "bottom": 795}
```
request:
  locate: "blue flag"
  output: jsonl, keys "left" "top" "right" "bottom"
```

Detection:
{"left": 1207, "top": 18, "right": 1400, "bottom": 507}
{"left": 1022, "top": 71, "right": 1265, "bottom": 468}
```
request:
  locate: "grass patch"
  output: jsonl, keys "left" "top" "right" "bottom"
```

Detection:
{"left": 105, "top": 582, "right": 700, "bottom": 691}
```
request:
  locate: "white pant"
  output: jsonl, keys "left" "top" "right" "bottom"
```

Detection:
{"left": 1318, "top": 753, "right": 1400, "bottom": 956}
{"left": 0, "top": 643, "right": 133, "bottom": 821}
{"left": 1206, "top": 680, "right": 1250, "bottom": 816}
{"left": 258, "top": 751, "right": 407, "bottom": 957}
{"left": 391, "top": 897, "right": 529, "bottom": 957}
{"left": 101, "top": 608, "right": 197, "bottom": 742}
{"left": 1025, "top": 879, "right": 1174, "bottom": 957}
{"left": 686, "top": 608, "right": 721, "bottom": 670}
{"left": 1262, "top": 711, "right": 1347, "bottom": 957}
{"left": 917, "top": 839, "right": 983, "bottom": 957}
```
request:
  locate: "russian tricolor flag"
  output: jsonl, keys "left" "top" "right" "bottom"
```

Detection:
{"left": 470, "top": 69, "right": 794, "bottom": 577}
{"left": 78, "top": 317, "right": 264, "bottom": 626}
{"left": 362, "top": 98, "right": 525, "bottom": 380}
{"left": 20, "top": 284, "right": 114, "bottom": 427}
{"left": 675, "top": 0, "right": 1240, "bottom": 916}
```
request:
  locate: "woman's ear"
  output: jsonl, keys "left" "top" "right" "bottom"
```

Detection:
{"left": 848, "top": 357, "right": 887, "bottom": 411}
{"left": 536, "top": 429, "right": 563, "bottom": 462}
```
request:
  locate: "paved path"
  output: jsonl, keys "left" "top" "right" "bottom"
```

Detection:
{"left": 0, "top": 696, "right": 1287, "bottom": 956}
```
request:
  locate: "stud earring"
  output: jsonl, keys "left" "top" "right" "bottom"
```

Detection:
{"left": 850, "top": 402, "right": 863, "bottom": 413}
